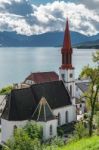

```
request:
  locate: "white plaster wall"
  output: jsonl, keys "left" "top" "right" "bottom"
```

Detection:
{"left": 59, "top": 68, "right": 75, "bottom": 82}
{"left": 39, "top": 119, "right": 57, "bottom": 140}
{"left": 25, "top": 80, "right": 35, "bottom": 85}
{"left": 53, "top": 105, "right": 76, "bottom": 126}
{"left": 59, "top": 68, "right": 75, "bottom": 103}
{"left": 1, "top": 119, "right": 27, "bottom": 143}
{"left": 1, "top": 119, "right": 57, "bottom": 142}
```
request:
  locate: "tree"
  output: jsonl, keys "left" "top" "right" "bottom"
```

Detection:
{"left": 95, "top": 111, "right": 99, "bottom": 135}
{"left": 93, "top": 50, "right": 99, "bottom": 64}
{"left": 79, "top": 51, "right": 99, "bottom": 137}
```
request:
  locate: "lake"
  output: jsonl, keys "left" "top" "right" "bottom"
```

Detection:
{"left": 0, "top": 47, "right": 97, "bottom": 88}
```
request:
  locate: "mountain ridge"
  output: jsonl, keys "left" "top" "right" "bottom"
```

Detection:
{"left": 0, "top": 31, "right": 99, "bottom": 47}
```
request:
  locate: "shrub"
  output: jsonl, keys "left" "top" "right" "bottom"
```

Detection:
{"left": 3, "top": 122, "right": 43, "bottom": 150}
{"left": 57, "top": 127, "right": 64, "bottom": 137}
{"left": 73, "top": 121, "right": 88, "bottom": 140}
{"left": 0, "top": 86, "right": 13, "bottom": 95}
{"left": 50, "top": 137, "right": 64, "bottom": 147}
{"left": 23, "top": 121, "right": 43, "bottom": 140}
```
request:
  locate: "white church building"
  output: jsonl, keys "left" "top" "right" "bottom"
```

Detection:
{"left": 1, "top": 19, "right": 77, "bottom": 143}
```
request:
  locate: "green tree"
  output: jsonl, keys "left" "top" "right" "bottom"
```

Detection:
{"left": 79, "top": 52, "right": 99, "bottom": 137}
{"left": 95, "top": 111, "right": 99, "bottom": 135}
{"left": 93, "top": 50, "right": 99, "bottom": 64}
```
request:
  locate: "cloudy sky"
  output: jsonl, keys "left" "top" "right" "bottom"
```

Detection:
{"left": 0, "top": 0, "right": 99, "bottom": 36}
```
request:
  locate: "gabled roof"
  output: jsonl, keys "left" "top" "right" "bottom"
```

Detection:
{"left": 32, "top": 97, "right": 55, "bottom": 122}
{"left": 1, "top": 81, "right": 72, "bottom": 121}
{"left": 76, "top": 82, "right": 90, "bottom": 93}
{"left": 24, "top": 71, "right": 59, "bottom": 84}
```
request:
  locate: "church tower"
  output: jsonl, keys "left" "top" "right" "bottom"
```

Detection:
{"left": 59, "top": 19, "right": 75, "bottom": 104}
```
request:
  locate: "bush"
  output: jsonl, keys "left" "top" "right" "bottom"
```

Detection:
{"left": 23, "top": 121, "right": 43, "bottom": 140}
{"left": 57, "top": 127, "right": 64, "bottom": 137}
{"left": 73, "top": 121, "right": 88, "bottom": 140}
{"left": 0, "top": 86, "right": 13, "bottom": 95}
{"left": 3, "top": 122, "right": 43, "bottom": 150}
{"left": 50, "top": 137, "right": 64, "bottom": 147}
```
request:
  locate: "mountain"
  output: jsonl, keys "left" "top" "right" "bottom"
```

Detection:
{"left": 75, "top": 34, "right": 99, "bottom": 49}
{"left": 0, "top": 31, "right": 98, "bottom": 47}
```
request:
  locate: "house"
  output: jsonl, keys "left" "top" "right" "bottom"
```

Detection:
{"left": 1, "top": 18, "right": 77, "bottom": 143}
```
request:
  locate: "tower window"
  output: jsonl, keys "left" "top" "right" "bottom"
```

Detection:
{"left": 65, "top": 111, "right": 68, "bottom": 124}
{"left": 61, "top": 74, "right": 65, "bottom": 81}
{"left": 70, "top": 73, "right": 73, "bottom": 78}
{"left": 57, "top": 113, "right": 61, "bottom": 126}
{"left": 49, "top": 125, "right": 53, "bottom": 136}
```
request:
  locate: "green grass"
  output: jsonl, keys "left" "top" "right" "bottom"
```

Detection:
{"left": 59, "top": 136, "right": 99, "bottom": 150}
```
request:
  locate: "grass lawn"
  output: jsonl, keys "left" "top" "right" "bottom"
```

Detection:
{"left": 59, "top": 136, "right": 99, "bottom": 150}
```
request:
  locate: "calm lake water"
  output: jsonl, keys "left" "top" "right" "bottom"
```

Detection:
{"left": 0, "top": 47, "right": 97, "bottom": 88}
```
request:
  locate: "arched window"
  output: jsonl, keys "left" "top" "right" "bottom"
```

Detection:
{"left": 49, "top": 125, "right": 53, "bottom": 136}
{"left": 65, "top": 111, "right": 68, "bottom": 124}
{"left": 14, "top": 125, "right": 17, "bottom": 130}
{"left": 70, "top": 85, "right": 72, "bottom": 97}
{"left": 13, "top": 125, "right": 17, "bottom": 135}
{"left": 57, "top": 113, "right": 61, "bottom": 126}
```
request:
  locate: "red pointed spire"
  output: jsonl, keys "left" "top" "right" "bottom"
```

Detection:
{"left": 63, "top": 18, "right": 72, "bottom": 50}
{"left": 61, "top": 19, "right": 73, "bottom": 69}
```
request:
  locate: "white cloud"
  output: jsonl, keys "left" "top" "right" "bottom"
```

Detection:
{"left": 0, "top": 0, "right": 98, "bottom": 35}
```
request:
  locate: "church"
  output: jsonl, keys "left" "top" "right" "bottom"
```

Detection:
{"left": 1, "top": 19, "right": 77, "bottom": 143}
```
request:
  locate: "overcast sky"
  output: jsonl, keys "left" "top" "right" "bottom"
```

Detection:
{"left": 0, "top": 0, "right": 98, "bottom": 36}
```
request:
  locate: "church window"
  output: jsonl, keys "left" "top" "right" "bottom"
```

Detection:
{"left": 57, "top": 113, "right": 61, "bottom": 126}
{"left": 13, "top": 125, "right": 17, "bottom": 135}
{"left": 49, "top": 125, "right": 53, "bottom": 136}
{"left": 65, "top": 111, "right": 68, "bottom": 124}
{"left": 14, "top": 125, "right": 17, "bottom": 130}
{"left": 70, "top": 85, "right": 72, "bottom": 96}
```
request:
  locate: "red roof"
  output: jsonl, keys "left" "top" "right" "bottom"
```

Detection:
{"left": 25, "top": 72, "right": 59, "bottom": 84}
{"left": 62, "top": 18, "right": 72, "bottom": 53}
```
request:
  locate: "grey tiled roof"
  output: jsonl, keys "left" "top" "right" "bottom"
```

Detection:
{"left": 76, "top": 82, "right": 90, "bottom": 93}
{"left": 32, "top": 97, "right": 55, "bottom": 122}
{"left": 1, "top": 81, "right": 71, "bottom": 121}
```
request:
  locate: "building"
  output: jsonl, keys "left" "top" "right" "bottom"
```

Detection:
{"left": 1, "top": 19, "right": 77, "bottom": 143}
{"left": 59, "top": 19, "right": 75, "bottom": 105}
{"left": 75, "top": 80, "right": 90, "bottom": 114}
{"left": 24, "top": 71, "right": 59, "bottom": 85}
